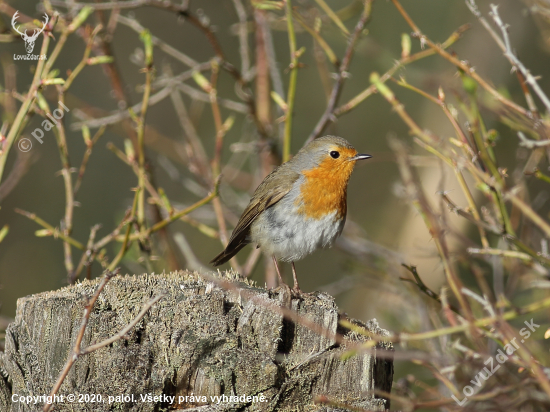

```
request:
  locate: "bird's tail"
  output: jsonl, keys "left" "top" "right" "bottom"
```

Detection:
{"left": 210, "top": 242, "right": 247, "bottom": 266}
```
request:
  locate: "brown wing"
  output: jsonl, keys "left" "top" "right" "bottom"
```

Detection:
{"left": 210, "top": 166, "right": 299, "bottom": 266}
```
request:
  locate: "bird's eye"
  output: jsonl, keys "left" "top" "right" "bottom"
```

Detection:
{"left": 330, "top": 151, "right": 340, "bottom": 159}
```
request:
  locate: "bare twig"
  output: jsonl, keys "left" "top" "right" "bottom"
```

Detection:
{"left": 231, "top": 0, "right": 250, "bottom": 78}
{"left": 390, "top": 138, "right": 473, "bottom": 321}
{"left": 401, "top": 264, "right": 460, "bottom": 313}
{"left": 70, "top": 224, "right": 102, "bottom": 283}
{"left": 465, "top": 0, "right": 506, "bottom": 50}
{"left": 43, "top": 268, "right": 164, "bottom": 412}
{"left": 489, "top": 4, "right": 550, "bottom": 114}
{"left": 517, "top": 131, "right": 550, "bottom": 148}
{"left": 390, "top": 0, "right": 531, "bottom": 118}
{"left": 81, "top": 293, "right": 164, "bottom": 353}
{"left": 70, "top": 64, "right": 245, "bottom": 130}
{"left": 117, "top": 14, "right": 197, "bottom": 67}
{"left": 74, "top": 126, "right": 106, "bottom": 193}
{"left": 108, "top": 188, "right": 140, "bottom": 271}
{"left": 307, "top": 0, "right": 373, "bottom": 142}
{"left": 256, "top": 9, "right": 285, "bottom": 139}
{"left": 334, "top": 24, "right": 470, "bottom": 117}
{"left": 43, "top": 268, "right": 119, "bottom": 412}
{"left": 135, "top": 29, "right": 154, "bottom": 230}
{"left": 283, "top": 0, "right": 299, "bottom": 162}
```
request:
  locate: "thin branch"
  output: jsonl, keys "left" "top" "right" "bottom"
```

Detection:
{"left": 489, "top": 4, "right": 550, "bottom": 114}
{"left": 313, "top": 0, "right": 350, "bottom": 35}
{"left": 307, "top": 0, "right": 373, "bottom": 142}
{"left": 468, "top": 247, "right": 534, "bottom": 261}
{"left": 50, "top": 0, "right": 187, "bottom": 12}
{"left": 134, "top": 29, "right": 154, "bottom": 230}
{"left": 178, "top": 6, "right": 265, "bottom": 137}
{"left": 15, "top": 208, "right": 86, "bottom": 250}
{"left": 465, "top": 0, "right": 506, "bottom": 50}
{"left": 517, "top": 131, "right": 550, "bottom": 148}
{"left": 256, "top": 9, "right": 285, "bottom": 139}
{"left": 70, "top": 63, "right": 246, "bottom": 130}
{"left": 81, "top": 293, "right": 164, "bottom": 354}
{"left": 465, "top": 0, "right": 541, "bottom": 117}
{"left": 108, "top": 188, "right": 140, "bottom": 271}
{"left": 390, "top": 138, "right": 473, "bottom": 321}
{"left": 74, "top": 126, "right": 107, "bottom": 193}
{"left": 43, "top": 268, "right": 120, "bottom": 412}
{"left": 44, "top": 269, "right": 164, "bottom": 412}
{"left": 283, "top": 0, "right": 299, "bottom": 162}
{"left": 117, "top": 14, "right": 197, "bottom": 67}
{"left": 401, "top": 264, "right": 460, "bottom": 313}
{"left": 506, "top": 189, "right": 550, "bottom": 238}
{"left": 390, "top": 0, "right": 531, "bottom": 118}
{"left": 70, "top": 224, "right": 102, "bottom": 283}
{"left": 55, "top": 94, "right": 75, "bottom": 276}
{"left": 334, "top": 24, "right": 470, "bottom": 117}
{"left": 231, "top": 0, "right": 251, "bottom": 78}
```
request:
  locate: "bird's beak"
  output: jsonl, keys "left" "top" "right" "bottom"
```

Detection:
{"left": 349, "top": 153, "right": 372, "bottom": 161}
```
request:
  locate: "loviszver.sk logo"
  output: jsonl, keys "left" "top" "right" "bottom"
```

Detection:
{"left": 12, "top": 11, "right": 48, "bottom": 60}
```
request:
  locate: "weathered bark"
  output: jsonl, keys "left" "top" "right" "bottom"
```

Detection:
{"left": 0, "top": 271, "right": 393, "bottom": 411}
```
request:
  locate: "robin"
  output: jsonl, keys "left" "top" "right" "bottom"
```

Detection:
{"left": 211, "top": 135, "right": 371, "bottom": 292}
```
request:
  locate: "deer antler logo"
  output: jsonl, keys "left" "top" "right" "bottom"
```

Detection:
{"left": 12, "top": 11, "right": 49, "bottom": 54}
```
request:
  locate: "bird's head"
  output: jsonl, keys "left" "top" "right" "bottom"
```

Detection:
{"left": 292, "top": 135, "right": 372, "bottom": 177}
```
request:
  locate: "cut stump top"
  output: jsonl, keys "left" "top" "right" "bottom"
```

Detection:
{"left": 0, "top": 270, "right": 393, "bottom": 411}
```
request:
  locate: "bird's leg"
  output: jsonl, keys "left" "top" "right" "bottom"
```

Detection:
{"left": 272, "top": 256, "right": 285, "bottom": 286}
{"left": 291, "top": 262, "right": 302, "bottom": 293}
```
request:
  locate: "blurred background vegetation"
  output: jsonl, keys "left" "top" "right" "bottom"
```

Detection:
{"left": 1, "top": 0, "right": 550, "bottom": 410}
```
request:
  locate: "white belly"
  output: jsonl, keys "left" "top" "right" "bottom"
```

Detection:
{"left": 250, "top": 198, "right": 345, "bottom": 262}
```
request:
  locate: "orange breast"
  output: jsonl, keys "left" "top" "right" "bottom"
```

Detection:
{"left": 296, "top": 149, "right": 357, "bottom": 219}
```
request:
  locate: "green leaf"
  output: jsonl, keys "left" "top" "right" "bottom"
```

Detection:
{"left": 140, "top": 29, "right": 154, "bottom": 66}
{"left": 68, "top": 6, "right": 94, "bottom": 31}
{"left": 87, "top": 56, "right": 114, "bottom": 65}
{"left": 41, "top": 78, "right": 65, "bottom": 85}
{"left": 35, "top": 229, "right": 53, "bottom": 237}
{"left": 0, "top": 225, "right": 8, "bottom": 242}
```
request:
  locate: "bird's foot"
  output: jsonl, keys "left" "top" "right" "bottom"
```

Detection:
{"left": 291, "top": 285, "right": 304, "bottom": 298}
{"left": 290, "top": 262, "right": 303, "bottom": 297}
{"left": 272, "top": 283, "right": 292, "bottom": 308}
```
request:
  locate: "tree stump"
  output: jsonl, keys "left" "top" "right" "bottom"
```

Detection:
{"left": 0, "top": 271, "right": 393, "bottom": 411}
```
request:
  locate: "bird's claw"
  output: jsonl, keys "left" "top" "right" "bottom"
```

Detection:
{"left": 291, "top": 286, "right": 304, "bottom": 297}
